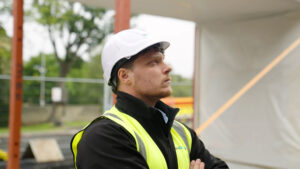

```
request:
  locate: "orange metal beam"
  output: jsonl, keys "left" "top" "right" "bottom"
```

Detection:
{"left": 113, "top": 0, "right": 130, "bottom": 103}
{"left": 7, "top": 0, "right": 24, "bottom": 169}
{"left": 114, "top": 0, "right": 130, "bottom": 33}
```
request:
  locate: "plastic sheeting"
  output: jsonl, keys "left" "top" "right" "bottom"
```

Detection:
{"left": 196, "top": 10, "right": 300, "bottom": 169}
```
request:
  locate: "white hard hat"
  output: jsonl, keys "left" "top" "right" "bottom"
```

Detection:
{"left": 101, "top": 29, "right": 170, "bottom": 84}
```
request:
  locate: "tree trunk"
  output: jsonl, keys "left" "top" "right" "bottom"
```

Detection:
{"left": 47, "top": 61, "right": 72, "bottom": 125}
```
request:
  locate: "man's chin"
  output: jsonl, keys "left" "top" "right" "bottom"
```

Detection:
{"left": 159, "top": 88, "right": 172, "bottom": 99}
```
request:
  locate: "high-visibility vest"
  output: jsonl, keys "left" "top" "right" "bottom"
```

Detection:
{"left": 71, "top": 106, "right": 192, "bottom": 169}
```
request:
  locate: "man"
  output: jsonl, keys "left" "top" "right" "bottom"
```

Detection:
{"left": 71, "top": 29, "right": 229, "bottom": 169}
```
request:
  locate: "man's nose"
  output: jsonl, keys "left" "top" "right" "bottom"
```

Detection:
{"left": 163, "top": 63, "right": 172, "bottom": 74}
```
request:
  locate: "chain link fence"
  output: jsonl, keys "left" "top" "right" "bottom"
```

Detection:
{"left": 0, "top": 75, "right": 192, "bottom": 128}
{"left": 0, "top": 76, "right": 106, "bottom": 128}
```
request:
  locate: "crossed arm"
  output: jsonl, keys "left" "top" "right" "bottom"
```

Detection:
{"left": 190, "top": 159, "right": 205, "bottom": 169}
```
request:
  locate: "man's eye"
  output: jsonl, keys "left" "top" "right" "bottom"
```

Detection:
{"left": 152, "top": 60, "right": 159, "bottom": 64}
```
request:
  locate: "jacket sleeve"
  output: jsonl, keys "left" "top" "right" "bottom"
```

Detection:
{"left": 187, "top": 127, "right": 229, "bottom": 169}
{"left": 76, "top": 118, "right": 149, "bottom": 169}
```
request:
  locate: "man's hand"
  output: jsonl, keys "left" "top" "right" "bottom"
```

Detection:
{"left": 190, "top": 159, "right": 205, "bottom": 169}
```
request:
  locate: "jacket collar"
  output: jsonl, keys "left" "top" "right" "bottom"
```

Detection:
{"left": 115, "top": 91, "right": 179, "bottom": 136}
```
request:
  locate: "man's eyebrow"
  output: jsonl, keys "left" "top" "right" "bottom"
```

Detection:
{"left": 149, "top": 54, "right": 164, "bottom": 61}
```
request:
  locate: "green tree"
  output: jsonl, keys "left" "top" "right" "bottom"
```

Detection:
{"left": 22, "top": 51, "right": 103, "bottom": 105}
{"left": 30, "top": 0, "right": 113, "bottom": 90}
{"left": 0, "top": 26, "right": 11, "bottom": 74}
{"left": 66, "top": 53, "right": 103, "bottom": 104}
{"left": 0, "top": 0, "right": 12, "bottom": 14}
{"left": 0, "top": 25, "right": 11, "bottom": 127}
{"left": 23, "top": 54, "right": 60, "bottom": 104}
{"left": 171, "top": 74, "right": 193, "bottom": 97}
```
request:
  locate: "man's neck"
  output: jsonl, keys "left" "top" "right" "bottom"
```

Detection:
{"left": 118, "top": 90, "right": 158, "bottom": 107}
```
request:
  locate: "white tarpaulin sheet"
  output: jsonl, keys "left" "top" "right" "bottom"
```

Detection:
{"left": 197, "top": 10, "right": 300, "bottom": 169}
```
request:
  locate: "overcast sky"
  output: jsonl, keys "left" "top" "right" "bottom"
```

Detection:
{"left": 1, "top": 13, "right": 195, "bottom": 78}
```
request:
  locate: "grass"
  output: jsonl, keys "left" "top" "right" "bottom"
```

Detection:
{"left": 65, "top": 121, "right": 89, "bottom": 128}
{"left": 0, "top": 121, "right": 89, "bottom": 134}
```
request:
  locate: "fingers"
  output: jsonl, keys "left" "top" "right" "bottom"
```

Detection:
{"left": 190, "top": 160, "right": 195, "bottom": 169}
{"left": 190, "top": 159, "right": 205, "bottom": 169}
{"left": 199, "top": 159, "right": 205, "bottom": 169}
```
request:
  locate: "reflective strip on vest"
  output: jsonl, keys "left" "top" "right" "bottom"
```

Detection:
{"left": 71, "top": 106, "right": 192, "bottom": 169}
{"left": 172, "top": 121, "right": 192, "bottom": 153}
{"left": 71, "top": 130, "right": 83, "bottom": 169}
{"left": 104, "top": 112, "right": 147, "bottom": 159}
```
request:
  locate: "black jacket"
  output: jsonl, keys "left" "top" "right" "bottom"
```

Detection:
{"left": 75, "top": 91, "right": 229, "bottom": 169}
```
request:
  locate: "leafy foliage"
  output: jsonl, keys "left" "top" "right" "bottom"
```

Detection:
{"left": 23, "top": 54, "right": 59, "bottom": 104}
{"left": 31, "top": 0, "right": 113, "bottom": 78}
{"left": 24, "top": 0, "right": 113, "bottom": 111}
{"left": 66, "top": 53, "right": 104, "bottom": 104}
{"left": 22, "top": 53, "right": 104, "bottom": 105}
{"left": 0, "top": 26, "right": 11, "bottom": 74}
{"left": 171, "top": 74, "right": 193, "bottom": 97}
{"left": 0, "top": 25, "right": 10, "bottom": 127}
{"left": 0, "top": 0, "right": 12, "bottom": 14}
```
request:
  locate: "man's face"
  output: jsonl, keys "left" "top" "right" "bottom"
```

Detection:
{"left": 128, "top": 49, "right": 172, "bottom": 101}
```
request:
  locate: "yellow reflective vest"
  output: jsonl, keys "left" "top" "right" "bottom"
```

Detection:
{"left": 71, "top": 106, "right": 192, "bottom": 169}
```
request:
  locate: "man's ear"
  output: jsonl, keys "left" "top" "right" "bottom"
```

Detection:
{"left": 118, "top": 68, "right": 132, "bottom": 85}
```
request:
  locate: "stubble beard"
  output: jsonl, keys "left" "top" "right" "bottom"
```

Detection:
{"left": 154, "top": 87, "right": 172, "bottom": 100}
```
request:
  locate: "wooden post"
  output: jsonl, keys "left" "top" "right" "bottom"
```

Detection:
{"left": 7, "top": 0, "right": 24, "bottom": 169}
{"left": 113, "top": 0, "right": 130, "bottom": 103}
